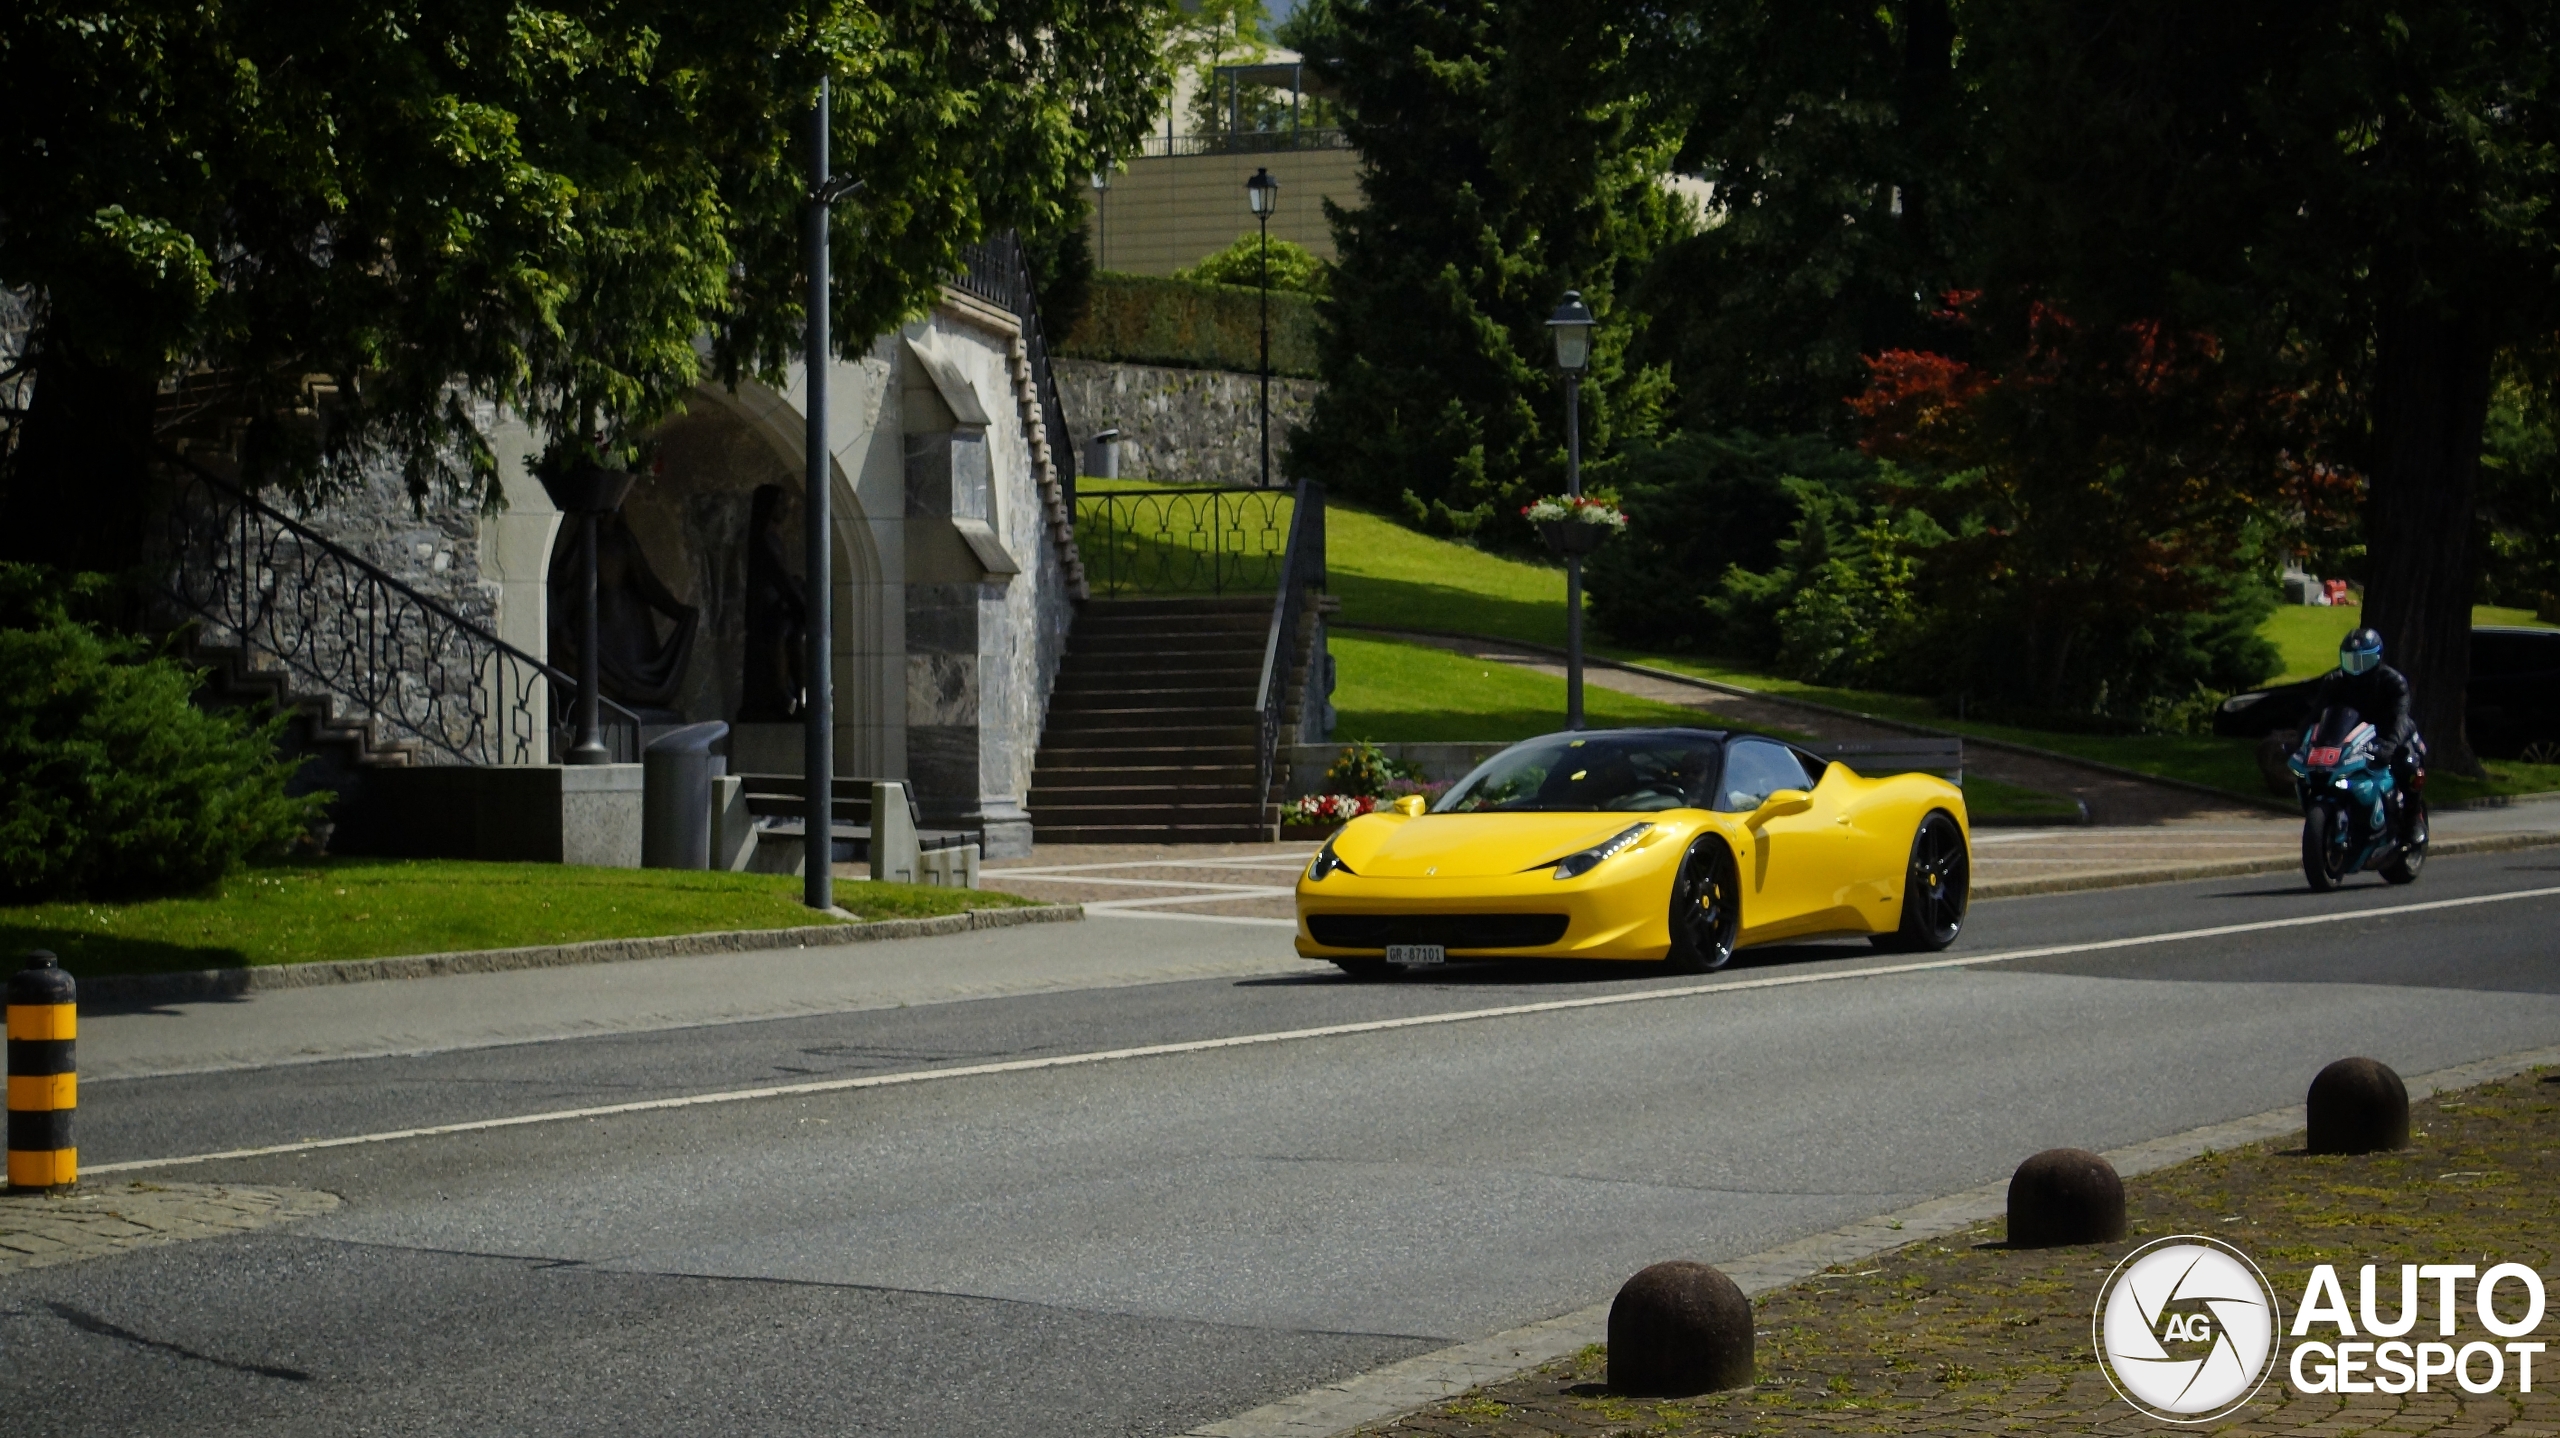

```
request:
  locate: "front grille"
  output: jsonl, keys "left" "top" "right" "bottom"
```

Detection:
{"left": 1305, "top": 914, "right": 1571, "bottom": 951}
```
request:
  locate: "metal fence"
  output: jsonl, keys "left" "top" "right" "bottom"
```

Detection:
{"left": 952, "top": 231, "right": 1079, "bottom": 506}
{"left": 157, "top": 459, "right": 639, "bottom": 766}
{"left": 1074, "top": 486, "right": 1297, "bottom": 596}
{"left": 1138, "top": 129, "right": 1352, "bottom": 158}
{"left": 1255, "top": 477, "right": 1327, "bottom": 806}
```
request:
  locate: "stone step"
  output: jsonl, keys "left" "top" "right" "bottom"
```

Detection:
{"left": 1042, "top": 704, "right": 1261, "bottom": 730}
{"left": 1048, "top": 676, "right": 1258, "bottom": 701}
{"left": 1028, "top": 777, "right": 1264, "bottom": 806}
{"left": 1073, "top": 610, "right": 1274, "bottom": 635}
{"left": 1079, "top": 596, "right": 1276, "bottom": 618}
{"left": 1068, "top": 635, "right": 1269, "bottom": 659}
{"left": 1032, "top": 725, "right": 1260, "bottom": 752}
{"left": 1031, "top": 761, "right": 1260, "bottom": 787}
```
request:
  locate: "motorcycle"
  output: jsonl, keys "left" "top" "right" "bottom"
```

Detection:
{"left": 2288, "top": 706, "right": 2428, "bottom": 891}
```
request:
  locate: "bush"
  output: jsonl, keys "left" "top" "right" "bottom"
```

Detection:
{"left": 1584, "top": 431, "right": 1878, "bottom": 651}
{"left": 1056, "top": 272, "right": 1321, "bottom": 377}
{"left": 1176, "top": 233, "right": 1328, "bottom": 296}
{"left": 0, "top": 566, "right": 322, "bottom": 903}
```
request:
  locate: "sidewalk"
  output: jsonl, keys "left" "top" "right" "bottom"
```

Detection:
{"left": 1333, "top": 1062, "right": 2560, "bottom": 1438}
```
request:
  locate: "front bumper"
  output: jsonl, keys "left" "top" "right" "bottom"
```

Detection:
{"left": 1293, "top": 850, "right": 1681, "bottom": 961}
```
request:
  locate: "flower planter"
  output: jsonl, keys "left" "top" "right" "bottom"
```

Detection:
{"left": 538, "top": 462, "right": 637, "bottom": 516}
{"left": 1538, "top": 518, "right": 1612, "bottom": 557}
{"left": 1279, "top": 822, "right": 1340, "bottom": 841}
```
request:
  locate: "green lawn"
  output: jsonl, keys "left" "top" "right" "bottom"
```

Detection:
{"left": 1326, "top": 634, "right": 2074, "bottom": 820}
{"left": 2263, "top": 603, "right": 2554, "bottom": 680}
{"left": 1330, "top": 632, "right": 1721, "bottom": 742}
{"left": 1327, "top": 506, "right": 1569, "bottom": 645}
{"left": 1, "top": 860, "right": 1037, "bottom": 979}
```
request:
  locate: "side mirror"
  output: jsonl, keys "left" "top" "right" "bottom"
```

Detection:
{"left": 1390, "top": 794, "right": 1427, "bottom": 817}
{"left": 1749, "top": 788, "right": 1813, "bottom": 823}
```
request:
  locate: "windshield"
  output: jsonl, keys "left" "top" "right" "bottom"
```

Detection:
{"left": 1433, "top": 732, "right": 1721, "bottom": 813}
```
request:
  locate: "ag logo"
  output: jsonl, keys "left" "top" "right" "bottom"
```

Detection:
{"left": 2094, "top": 1236, "right": 2283, "bottom": 1422}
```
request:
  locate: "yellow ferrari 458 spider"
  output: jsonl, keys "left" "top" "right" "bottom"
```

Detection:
{"left": 1295, "top": 727, "right": 1969, "bottom": 977}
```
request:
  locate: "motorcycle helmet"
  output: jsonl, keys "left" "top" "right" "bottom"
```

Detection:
{"left": 2340, "top": 627, "right": 2384, "bottom": 676}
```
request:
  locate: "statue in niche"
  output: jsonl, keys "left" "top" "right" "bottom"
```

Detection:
{"left": 547, "top": 510, "right": 699, "bottom": 717}
{"left": 738, "top": 483, "right": 809, "bottom": 721}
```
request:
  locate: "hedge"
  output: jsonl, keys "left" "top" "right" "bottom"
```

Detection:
{"left": 1055, "top": 272, "right": 1321, "bottom": 378}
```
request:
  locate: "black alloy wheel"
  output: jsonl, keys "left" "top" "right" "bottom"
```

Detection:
{"left": 1874, "top": 811, "right": 1968, "bottom": 953}
{"left": 2382, "top": 795, "right": 2429, "bottom": 885}
{"left": 2302, "top": 802, "right": 2352, "bottom": 892}
{"left": 1663, "top": 837, "right": 1740, "bottom": 974}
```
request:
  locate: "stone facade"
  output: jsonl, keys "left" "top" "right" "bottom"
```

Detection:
{"left": 1054, "top": 357, "right": 1318, "bottom": 488}
{"left": 176, "top": 289, "right": 1082, "bottom": 860}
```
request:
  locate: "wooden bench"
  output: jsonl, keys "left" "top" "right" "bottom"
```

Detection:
{"left": 1807, "top": 737, "right": 1964, "bottom": 784}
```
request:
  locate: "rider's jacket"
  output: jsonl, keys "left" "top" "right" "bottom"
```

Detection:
{"left": 2310, "top": 662, "right": 2416, "bottom": 760}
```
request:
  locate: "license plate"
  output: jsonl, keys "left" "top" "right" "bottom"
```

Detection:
{"left": 2308, "top": 746, "right": 2342, "bottom": 767}
{"left": 1386, "top": 944, "right": 1447, "bottom": 966}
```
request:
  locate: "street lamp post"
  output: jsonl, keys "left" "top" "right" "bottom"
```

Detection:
{"left": 1246, "top": 167, "right": 1278, "bottom": 488}
{"left": 1090, "top": 169, "right": 1110, "bottom": 272}
{"left": 1548, "top": 290, "right": 1595, "bottom": 730}
{"left": 801, "top": 77, "right": 862, "bottom": 913}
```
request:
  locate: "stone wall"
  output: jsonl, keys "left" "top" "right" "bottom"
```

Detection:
{"left": 1053, "top": 358, "right": 1318, "bottom": 488}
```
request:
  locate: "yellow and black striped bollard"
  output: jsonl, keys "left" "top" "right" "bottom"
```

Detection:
{"left": 7, "top": 949, "right": 75, "bottom": 1192}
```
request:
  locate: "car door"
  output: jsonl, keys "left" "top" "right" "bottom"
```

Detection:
{"left": 1715, "top": 738, "right": 1852, "bottom": 938}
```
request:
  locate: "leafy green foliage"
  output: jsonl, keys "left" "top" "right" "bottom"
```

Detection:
{"left": 0, "top": 0, "right": 1167, "bottom": 560}
{"left": 1177, "top": 233, "right": 1328, "bottom": 295}
{"left": 0, "top": 566, "right": 322, "bottom": 903}
{"left": 1057, "top": 273, "right": 1320, "bottom": 377}
{"left": 1288, "top": 0, "right": 1685, "bottom": 539}
{"left": 1583, "top": 430, "right": 1877, "bottom": 651}
{"left": 2476, "top": 371, "right": 2560, "bottom": 615}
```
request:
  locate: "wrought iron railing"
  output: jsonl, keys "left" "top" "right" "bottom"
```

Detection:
{"left": 953, "top": 231, "right": 1080, "bottom": 506}
{"left": 1073, "top": 485, "right": 1296, "bottom": 596}
{"left": 1139, "top": 129, "right": 1352, "bottom": 158}
{"left": 156, "top": 456, "right": 640, "bottom": 766}
{"left": 1256, "top": 476, "right": 1327, "bottom": 807}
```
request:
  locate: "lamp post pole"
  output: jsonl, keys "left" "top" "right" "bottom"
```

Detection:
{"left": 802, "top": 78, "right": 834, "bottom": 913}
{"left": 798, "top": 79, "right": 864, "bottom": 912}
{"left": 1547, "top": 290, "right": 1596, "bottom": 731}
{"left": 569, "top": 507, "right": 608, "bottom": 762}
{"left": 1247, "top": 168, "right": 1278, "bottom": 488}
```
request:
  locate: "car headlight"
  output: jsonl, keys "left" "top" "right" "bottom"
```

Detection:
{"left": 1308, "top": 838, "right": 1353, "bottom": 881}
{"left": 1550, "top": 823, "right": 1652, "bottom": 880}
{"left": 2220, "top": 691, "right": 2266, "bottom": 713}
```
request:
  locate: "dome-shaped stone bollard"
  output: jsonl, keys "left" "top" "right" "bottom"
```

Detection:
{"left": 2006, "top": 1148, "right": 2126, "bottom": 1248}
{"left": 2307, "top": 1057, "right": 2409, "bottom": 1155}
{"left": 1607, "top": 1261, "right": 1753, "bottom": 1396}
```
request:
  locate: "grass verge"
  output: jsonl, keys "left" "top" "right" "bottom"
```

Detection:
{"left": 0, "top": 859, "right": 1038, "bottom": 978}
{"left": 1353, "top": 1065, "right": 2560, "bottom": 1437}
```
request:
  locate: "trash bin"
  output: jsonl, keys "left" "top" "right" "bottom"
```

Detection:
{"left": 642, "top": 721, "right": 730, "bottom": 869}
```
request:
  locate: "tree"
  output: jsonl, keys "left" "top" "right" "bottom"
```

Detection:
{"left": 1965, "top": 0, "right": 2560, "bottom": 773}
{"left": 1289, "top": 0, "right": 1684, "bottom": 537}
{"left": 0, "top": 0, "right": 1164, "bottom": 571}
{"left": 1635, "top": 0, "right": 1973, "bottom": 437}
{"left": 1177, "top": 233, "right": 1328, "bottom": 293}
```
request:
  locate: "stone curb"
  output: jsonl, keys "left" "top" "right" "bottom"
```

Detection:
{"left": 1186, "top": 1040, "right": 2560, "bottom": 1438}
{"left": 1337, "top": 625, "right": 2300, "bottom": 815}
{"left": 75, "top": 904, "right": 1085, "bottom": 1006}
{"left": 1972, "top": 830, "right": 2560, "bottom": 900}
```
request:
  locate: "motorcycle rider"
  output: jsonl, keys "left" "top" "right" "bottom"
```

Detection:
{"left": 2306, "top": 627, "right": 2422, "bottom": 840}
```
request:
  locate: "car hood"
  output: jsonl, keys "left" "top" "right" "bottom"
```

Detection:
{"left": 1330, "top": 812, "right": 1668, "bottom": 878}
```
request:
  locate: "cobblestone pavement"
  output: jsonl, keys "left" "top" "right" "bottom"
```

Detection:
{"left": 1348, "top": 1067, "right": 2560, "bottom": 1437}
{"left": 984, "top": 843, "right": 1312, "bottom": 923}
{"left": 0, "top": 1182, "right": 339, "bottom": 1272}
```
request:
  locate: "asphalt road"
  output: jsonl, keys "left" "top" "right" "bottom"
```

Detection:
{"left": 11, "top": 850, "right": 2560, "bottom": 1436}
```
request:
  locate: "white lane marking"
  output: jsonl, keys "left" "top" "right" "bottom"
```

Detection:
{"left": 1087, "top": 910, "right": 1302, "bottom": 929}
{"left": 1083, "top": 889, "right": 1297, "bottom": 911}
{"left": 985, "top": 874, "right": 1292, "bottom": 893}
{"left": 990, "top": 854, "right": 1316, "bottom": 877}
{"left": 83, "top": 884, "right": 2560, "bottom": 1176}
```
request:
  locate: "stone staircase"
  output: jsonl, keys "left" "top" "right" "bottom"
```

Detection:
{"left": 1028, "top": 595, "right": 1323, "bottom": 844}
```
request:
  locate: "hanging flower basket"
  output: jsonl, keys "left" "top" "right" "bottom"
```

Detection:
{"left": 1523, "top": 494, "right": 1627, "bottom": 557}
